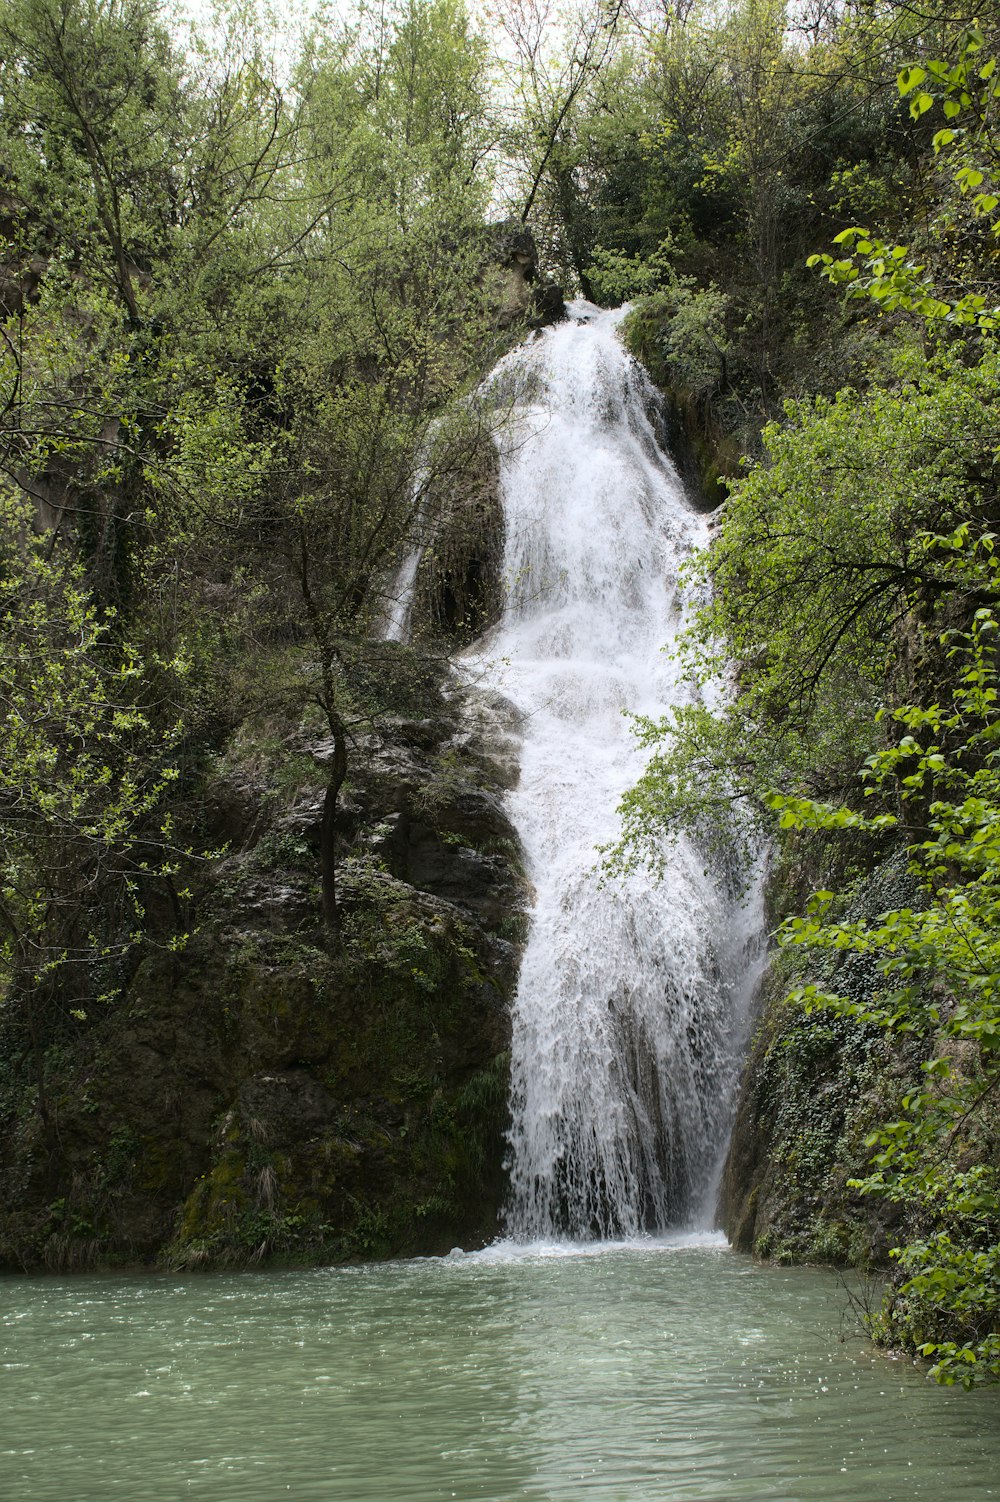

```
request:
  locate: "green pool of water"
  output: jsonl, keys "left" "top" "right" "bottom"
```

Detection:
{"left": 3, "top": 1234, "right": 999, "bottom": 1501}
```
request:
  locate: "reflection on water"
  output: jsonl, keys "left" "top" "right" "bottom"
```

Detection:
{"left": 3, "top": 1239, "right": 999, "bottom": 1501}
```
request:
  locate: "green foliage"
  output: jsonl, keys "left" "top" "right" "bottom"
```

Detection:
{"left": 0, "top": 0, "right": 514, "bottom": 979}
{"left": 611, "top": 351, "right": 1000, "bottom": 874}
{"left": 0, "top": 0, "right": 185, "bottom": 325}
{"left": 771, "top": 596, "right": 1000, "bottom": 1385}
{"left": 809, "top": 24, "right": 1000, "bottom": 332}
{"left": 0, "top": 485, "right": 187, "bottom": 1022}
{"left": 591, "top": 242, "right": 731, "bottom": 404}
{"left": 530, "top": 0, "right": 919, "bottom": 440}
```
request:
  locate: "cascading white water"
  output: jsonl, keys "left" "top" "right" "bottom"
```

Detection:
{"left": 466, "top": 303, "right": 764, "bottom": 1241}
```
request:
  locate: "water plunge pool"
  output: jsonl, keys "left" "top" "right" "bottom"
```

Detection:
{"left": 4, "top": 1237, "right": 999, "bottom": 1500}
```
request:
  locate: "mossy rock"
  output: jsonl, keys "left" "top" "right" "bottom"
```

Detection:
{"left": 720, "top": 851, "right": 923, "bottom": 1268}
{"left": 0, "top": 652, "right": 527, "bottom": 1272}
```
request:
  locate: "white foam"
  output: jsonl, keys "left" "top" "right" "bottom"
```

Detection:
{"left": 441, "top": 1231, "right": 732, "bottom": 1268}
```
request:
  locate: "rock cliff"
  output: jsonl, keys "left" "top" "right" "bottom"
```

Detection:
{"left": 0, "top": 667, "right": 527, "bottom": 1269}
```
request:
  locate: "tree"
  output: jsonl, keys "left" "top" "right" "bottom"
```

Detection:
{"left": 810, "top": 18, "right": 1000, "bottom": 332}
{"left": 254, "top": 0, "right": 514, "bottom": 931}
{"left": 0, "top": 485, "right": 188, "bottom": 1128}
{"left": 281, "top": 390, "right": 501, "bottom": 930}
{"left": 0, "top": 0, "right": 192, "bottom": 327}
{"left": 492, "top": 0, "right": 626, "bottom": 291}
{"left": 771, "top": 559, "right": 1000, "bottom": 1386}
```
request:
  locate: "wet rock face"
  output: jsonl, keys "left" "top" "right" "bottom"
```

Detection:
{"left": 0, "top": 676, "right": 527, "bottom": 1272}
{"left": 345, "top": 705, "right": 525, "bottom": 940}
{"left": 718, "top": 856, "right": 923, "bottom": 1268}
{"left": 486, "top": 218, "right": 565, "bottom": 330}
{"left": 531, "top": 279, "right": 567, "bottom": 328}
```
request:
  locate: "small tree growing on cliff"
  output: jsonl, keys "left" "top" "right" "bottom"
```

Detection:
{"left": 268, "top": 0, "right": 512, "bottom": 934}
{"left": 278, "top": 365, "right": 504, "bottom": 933}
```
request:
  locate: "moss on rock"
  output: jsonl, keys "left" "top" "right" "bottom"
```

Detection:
{"left": 720, "top": 848, "right": 923, "bottom": 1267}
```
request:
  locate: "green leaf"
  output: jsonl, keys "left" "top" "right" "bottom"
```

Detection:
{"left": 898, "top": 66, "right": 927, "bottom": 95}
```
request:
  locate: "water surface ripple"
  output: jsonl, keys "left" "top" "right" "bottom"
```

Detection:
{"left": 4, "top": 1241, "right": 999, "bottom": 1501}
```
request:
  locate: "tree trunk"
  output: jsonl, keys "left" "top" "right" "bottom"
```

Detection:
{"left": 17, "top": 953, "right": 56, "bottom": 1144}
{"left": 320, "top": 718, "right": 348, "bottom": 934}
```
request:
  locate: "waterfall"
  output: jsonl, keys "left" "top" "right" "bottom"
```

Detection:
{"left": 464, "top": 303, "right": 764, "bottom": 1242}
